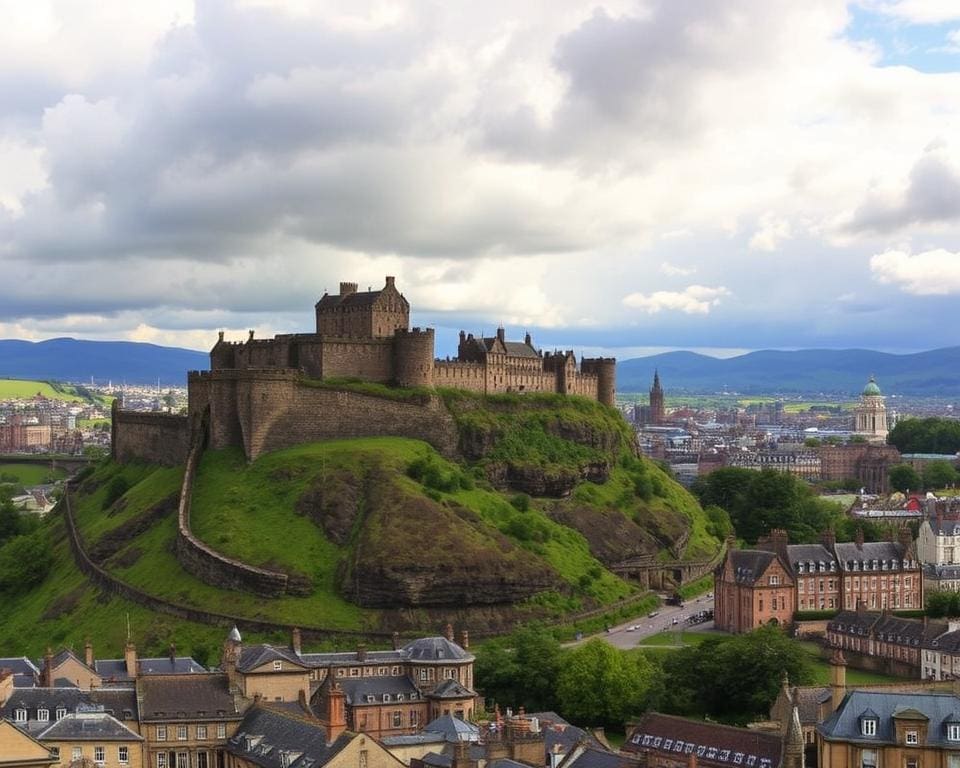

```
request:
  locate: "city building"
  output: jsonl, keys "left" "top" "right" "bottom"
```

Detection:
{"left": 0, "top": 720, "right": 56, "bottom": 768}
{"left": 36, "top": 709, "right": 144, "bottom": 768}
{"left": 853, "top": 377, "right": 889, "bottom": 443}
{"left": 714, "top": 544, "right": 797, "bottom": 634}
{"left": 819, "top": 444, "right": 901, "bottom": 494}
{"left": 817, "top": 690, "right": 960, "bottom": 768}
{"left": 917, "top": 509, "right": 960, "bottom": 593}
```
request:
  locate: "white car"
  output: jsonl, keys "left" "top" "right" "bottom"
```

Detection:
{"left": 626, "top": 624, "right": 640, "bottom": 632}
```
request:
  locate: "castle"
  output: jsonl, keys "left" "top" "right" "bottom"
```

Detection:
{"left": 205, "top": 276, "right": 615, "bottom": 404}
{"left": 112, "top": 277, "right": 615, "bottom": 465}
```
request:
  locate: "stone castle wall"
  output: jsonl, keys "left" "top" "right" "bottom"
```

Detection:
{"left": 110, "top": 401, "right": 190, "bottom": 466}
{"left": 188, "top": 369, "right": 458, "bottom": 461}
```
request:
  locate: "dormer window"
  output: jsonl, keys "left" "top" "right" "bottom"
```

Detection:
{"left": 905, "top": 731, "right": 918, "bottom": 745}
{"left": 947, "top": 724, "right": 960, "bottom": 741}
{"left": 14, "top": 708, "right": 26, "bottom": 723}
{"left": 273, "top": 661, "right": 282, "bottom": 671}
{"left": 56, "top": 707, "right": 67, "bottom": 721}
{"left": 366, "top": 695, "right": 375, "bottom": 703}
{"left": 861, "top": 718, "right": 877, "bottom": 737}
{"left": 383, "top": 694, "right": 390, "bottom": 703}
{"left": 37, "top": 708, "right": 49, "bottom": 722}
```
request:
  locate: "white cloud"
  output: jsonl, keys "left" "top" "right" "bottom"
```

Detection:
{"left": 869, "top": 0, "right": 960, "bottom": 24}
{"left": 749, "top": 214, "right": 793, "bottom": 252}
{"left": 659, "top": 261, "right": 697, "bottom": 276}
{"left": 870, "top": 247, "right": 960, "bottom": 295}
{"left": 622, "top": 285, "right": 730, "bottom": 315}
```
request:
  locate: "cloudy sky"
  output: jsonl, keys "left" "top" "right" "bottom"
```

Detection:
{"left": 1, "top": 0, "right": 959, "bottom": 359}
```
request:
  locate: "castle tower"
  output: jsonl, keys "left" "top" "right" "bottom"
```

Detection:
{"left": 582, "top": 357, "right": 617, "bottom": 407}
{"left": 393, "top": 327, "right": 435, "bottom": 388}
{"left": 650, "top": 370, "right": 665, "bottom": 424}
{"left": 854, "top": 375, "right": 888, "bottom": 442}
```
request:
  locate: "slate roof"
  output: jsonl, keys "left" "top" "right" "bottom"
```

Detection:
{"left": 561, "top": 748, "right": 642, "bottom": 768}
{"left": 922, "top": 563, "right": 960, "bottom": 581}
{"left": 93, "top": 656, "right": 206, "bottom": 681}
{"left": 480, "top": 338, "right": 539, "bottom": 359}
{"left": 727, "top": 550, "right": 779, "bottom": 586}
{"left": 298, "top": 650, "right": 404, "bottom": 667}
{"left": 0, "top": 688, "right": 138, "bottom": 734}
{"left": 834, "top": 541, "right": 915, "bottom": 571}
{"left": 238, "top": 645, "right": 310, "bottom": 673}
{"left": 228, "top": 706, "right": 353, "bottom": 768}
{"left": 827, "top": 610, "right": 948, "bottom": 647}
{"left": 925, "top": 629, "right": 960, "bottom": 653}
{"left": 786, "top": 687, "right": 831, "bottom": 724}
{"left": 138, "top": 674, "right": 242, "bottom": 721}
{"left": 421, "top": 714, "right": 480, "bottom": 742}
{"left": 429, "top": 679, "right": 475, "bottom": 700}
{"left": 624, "top": 712, "right": 783, "bottom": 768}
{"left": 785, "top": 544, "right": 838, "bottom": 572}
{"left": 402, "top": 637, "right": 472, "bottom": 662}
{"left": 380, "top": 732, "right": 447, "bottom": 747}
{"left": 527, "top": 711, "right": 605, "bottom": 757}
{"left": 928, "top": 518, "right": 960, "bottom": 536}
{"left": 336, "top": 675, "right": 421, "bottom": 706}
{"left": 36, "top": 711, "right": 142, "bottom": 742}
{"left": 50, "top": 649, "right": 89, "bottom": 670}
{"left": 819, "top": 691, "right": 960, "bottom": 746}
{"left": 0, "top": 657, "right": 40, "bottom": 685}
{"left": 316, "top": 289, "right": 394, "bottom": 311}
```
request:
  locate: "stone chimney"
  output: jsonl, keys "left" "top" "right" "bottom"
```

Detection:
{"left": 820, "top": 529, "right": 837, "bottom": 552}
{"left": 453, "top": 739, "right": 472, "bottom": 768}
{"left": 830, "top": 648, "right": 847, "bottom": 712}
{"left": 84, "top": 639, "right": 94, "bottom": 669}
{"left": 42, "top": 647, "right": 53, "bottom": 687}
{"left": 392, "top": 631, "right": 401, "bottom": 651}
{"left": 291, "top": 628, "right": 302, "bottom": 656}
{"left": 855, "top": 527, "right": 865, "bottom": 549}
{"left": 444, "top": 623, "right": 455, "bottom": 642}
{"left": 339, "top": 282, "right": 358, "bottom": 297}
{"left": 385, "top": 276, "right": 396, "bottom": 289}
{"left": 125, "top": 640, "right": 137, "bottom": 679}
{"left": 461, "top": 629, "right": 470, "bottom": 649}
{"left": 326, "top": 682, "right": 347, "bottom": 743}
{"left": 770, "top": 528, "right": 789, "bottom": 561}
{"left": 356, "top": 643, "right": 367, "bottom": 663}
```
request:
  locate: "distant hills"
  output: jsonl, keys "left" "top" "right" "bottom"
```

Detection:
{"left": 617, "top": 347, "right": 960, "bottom": 397}
{"left": 0, "top": 338, "right": 208, "bottom": 386}
{"left": 1, "top": 337, "right": 957, "bottom": 396}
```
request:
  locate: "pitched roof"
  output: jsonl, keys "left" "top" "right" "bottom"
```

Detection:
{"left": 834, "top": 541, "right": 913, "bottom": 570}
{"left": 334, "top": 675, "right": 421, "bottom": 706}
{"left": 138, "top": 674, "right": 242, "bottom": 721}
{"left": 93, "top": 656, "right": 206, "bottom": 681}
{"left": 785, "top": 687, "right": 831, "bottom": 724}
{"left": 480, "top": 338, "right": 539, "bottom": 359}
{"left": 421, "top": 714, "right": 480, "bottom": 742}
{"left": 785, "top": 544, "right": 837, "bottom": 571}
{"left": 402, "top": 637, "right": 472, "bottom": 662}
{"left": 624, "top": 712, "right": 783, "bottom": 768}
{"left": 429, "top": 679, "right": 475, "bottom": 700}
{"left": 819, "top": 691, "right": 960, "bottom": 746}
{"left": 827, "top": 610, "right": 947, "bottom": 647}
{"left": 227, "top": 706, "right": 354, "bottom": 768}
{"left": 928, "top": 517, "right": 960, "bottom": 536}
{"left": 526, "top": 711, "right": 605, "bottom": 756}
{"left": 36, "top": 711, "right": 142, "bottom": 742}
{"left": 560, "top": 748, "right": 642, "bottom": 768}
{"left": 0, "top": 657, "right": 40, "bottom": 682}
{"left": 727, "top": 550, "right": 779, "bottom": 586}
{"left": 0, "top": 688, "right": 138, "bottom": 733}
{"left": 238, "top": 645, "right": 310, "bottom": 673}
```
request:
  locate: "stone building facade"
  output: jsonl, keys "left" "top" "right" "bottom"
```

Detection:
{"left": 853, "top": 377, "right": 889, "bottom": 443}
{"left": 819, "top": 444, "right": 901, "bottom": 494}
{"left": 205, "top": 277, "right": 615, "bottom": 405}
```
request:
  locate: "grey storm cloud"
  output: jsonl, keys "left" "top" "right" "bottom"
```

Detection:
{"left": 849, "top": 142, "right": 960, "bottom": 233}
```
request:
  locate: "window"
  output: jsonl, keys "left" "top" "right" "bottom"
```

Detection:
{"left": 119, "top": 746, "right": 129, "bottom": 764}
{"left": 217, "top": 723, "right": 226, "bottom": 739}
{"left": 393, "top": 710, "right": 402, "bottom": 727}
{"left": 50, "top": 748, "right": 60, "bottom": 759}
{"left": 906, "top": 731, "right": 919, "bottom": 745}
{"left": 197, "top": 753, "right": 208, "bottom": 768}
{"left": 862, "top": 719, "right": 877, "bottom": 737}
{"left": 73, "top": 748, "right": 83, "bottom": 762}
{"left": 177, "top": 753, "right": 189, "bottom": 768}
{"left": 56, "top": 707, "right": 67, "bottom": 721}
{"left": 37, "top": 708, "right": 49, "bottom": 722}
{"left": 948, "top": 724, "right": 960, "bottom": 741}
{"left": 157, "top": 725, "right": 167, "bottom": 741}
{"left": 383, "top": 694, "right": 391, "bottom": 703}
{"left": 769, "top": 575, "right": 780, "bottom": 586}
{"left": 14, "top": 708, "right": 26, "bottom": 722}
{"left": 178, "top": 724, "right": 188, "bottom": 740}
{"left": 273, "top": 660, "right": 283, "bottom": 671}
{"left": 410, "top": 711, "right": 419, "bottom": 727}
{"left": 157, "top": 755, "right": 167, "bottom": 768}
{"left": 197, "top": 725, "right": 207, "bottom": 740}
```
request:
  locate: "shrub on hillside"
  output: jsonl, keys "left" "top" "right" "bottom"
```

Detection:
{"left": 102, "top": 475, "right": 130, "bottom": 510}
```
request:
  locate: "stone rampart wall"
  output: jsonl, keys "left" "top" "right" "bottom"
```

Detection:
{"left": 173, "top": 416, "right": 291, "bottom": 597}
{"left": 111, "top": 404, "right": 189, "bottom": 466}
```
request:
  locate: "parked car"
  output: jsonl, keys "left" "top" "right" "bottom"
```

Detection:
{"left": 648, "top": 610, "right": 660, "bottom": 618}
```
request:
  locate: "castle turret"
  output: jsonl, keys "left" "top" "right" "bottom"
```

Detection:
{"left": 582, "top": 357, "right": 617, "bottom": 407}
{"left": 393, "top": 327, "right": 435, "bottom": 388}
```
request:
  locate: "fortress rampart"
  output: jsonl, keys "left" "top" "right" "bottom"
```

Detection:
{"left": 110, "top": 400, "right": 189, "bottom": 466}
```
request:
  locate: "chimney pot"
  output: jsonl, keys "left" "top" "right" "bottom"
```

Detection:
{"left": 291, "top": 628, "right": 302, "bottom": 656}
{"left": 392, "top": 631, "right": 401, "bottom": 651}
{"left": 444, "top": 623, "right": 454, "bottom": 642}
{"left": 461, "top": 629, "right": 470, "bottom": 649}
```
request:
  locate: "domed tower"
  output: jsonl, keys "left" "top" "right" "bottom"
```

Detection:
{"left": 854, "top": 375, "right": 888, "bottom": 442}
{"left": 393, "top": 327, "right": 435, "bottom": 388}
{"left": 582, "top": 357, "right": 617, "bottom": 407}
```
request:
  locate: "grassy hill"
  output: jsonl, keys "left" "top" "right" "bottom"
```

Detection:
{"left": 0, "top": 378, "right": 88, "bottom": 402}
{"left": 1, "top": 393, "right": 721, "bottom": 655}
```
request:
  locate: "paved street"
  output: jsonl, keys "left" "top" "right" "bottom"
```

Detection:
{"left": 572, "top": 593, "right": 717, "bottom": 649}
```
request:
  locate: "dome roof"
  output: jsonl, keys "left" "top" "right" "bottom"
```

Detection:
{"left": 862, "top": 376, "right": 882, "bottom": 396}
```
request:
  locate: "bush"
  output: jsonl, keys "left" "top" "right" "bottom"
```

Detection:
{"left": 510, "top": 493, "right": 531, "bottom": 512}
{"left": 0, "top": 532, "right": 53, "bottom": 592}
{"left": 102, "top": 475, "right": 130, "bottom": 510}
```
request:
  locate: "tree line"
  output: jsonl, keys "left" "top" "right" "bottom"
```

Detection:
{"left": 475, "top": 625, "right": 812, "bottom": 729}
{"left": 888, "top": 418, "right": 960, "bottom": 455}
{"left": 0, "top": 489, "right": 53, "bottom": 594}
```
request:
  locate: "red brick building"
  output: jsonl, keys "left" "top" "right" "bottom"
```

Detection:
{"left": 715, "top": 547, "right": 797, "bottom": 633}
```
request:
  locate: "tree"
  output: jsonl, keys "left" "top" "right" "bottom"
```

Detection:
{"left": 922, "top": 461, "right": 958, "bottom": 491}
{"left": 889, "top": 464, "right": 921, "bottom": 493}
{"left": 0, "top": 531, "right": 53, "bottom": 592}
{"left": 474, "top": 625, "right": 564, "bottom": 713}
{"left": 556, "top": 640, "right": 655, "bottom": 727}
{"left": 889, "top": 418, "right": 960, "bottom": 454}
{"left": 927, "top": 590, "right": 960, "bottom": 618}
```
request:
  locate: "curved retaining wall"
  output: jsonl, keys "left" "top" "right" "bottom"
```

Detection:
{"left": 60, "top": 480, "right": 391, "bottom": 640}
{"left": 173, "top": 419, "right": 291, "bottom": 598}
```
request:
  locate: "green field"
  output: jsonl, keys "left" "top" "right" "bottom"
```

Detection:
{"left": 0, "top": 463, "right": 67, "bottom": 486}
{"left": 0, "top": 379, "right": 86, "bottom": 402}
{"left": 797, "top": 641, "right": 902, "bottom": 685}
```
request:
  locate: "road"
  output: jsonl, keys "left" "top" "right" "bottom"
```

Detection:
{"left": 572, "top": 593, "right": 717, "bottom": 650}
